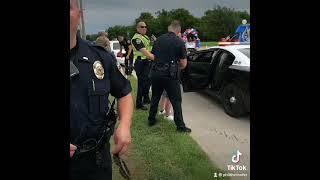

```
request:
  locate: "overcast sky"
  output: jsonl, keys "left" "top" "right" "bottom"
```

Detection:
{"left": 82, "top": 0, "right": 250, "bottom": 34}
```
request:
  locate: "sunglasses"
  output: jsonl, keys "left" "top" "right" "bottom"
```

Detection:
{"left": 139, "top": 26, "right": 147, "bottom": 28}
{"left": 113, "top": 154, "right": 131, "bottom": 180}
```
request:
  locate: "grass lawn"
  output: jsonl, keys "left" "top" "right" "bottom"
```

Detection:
{"left": 111, "top": 76, "right": 229, "bottom": 180}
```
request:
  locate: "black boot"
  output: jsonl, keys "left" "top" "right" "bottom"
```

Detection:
{"left": 177, "top": 126, "right": 192, "bottom": 133}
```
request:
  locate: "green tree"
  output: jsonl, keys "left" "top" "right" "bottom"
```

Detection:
{"left": 86, "top": 34, "right": 98, "bottom": 42}
{"left": 107, "top": 25, "right": 132, "bottom": 40}
{"left": 200, "top": 6, "right": 250, "bottom": 41}
{"left": 168, "top": 9, "right": 199, "bottom": 32}
{"left": 134, "top": 12, "right": 157, "bottom": 36}
{"left": 87, "top": 6, "right": 250, "bottom": 42}
{"left": 154, "top": 9, "right": 172, "bottom": 36}
{"left": 150, "top": 9, "right": 199, "bottom": 37}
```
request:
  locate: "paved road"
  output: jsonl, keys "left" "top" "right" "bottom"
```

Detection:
{"left": 182, "top": 90, "right": 250, "bottom": 180}
{"left": 130, "top": 70, "right": 250, "bottom": 179}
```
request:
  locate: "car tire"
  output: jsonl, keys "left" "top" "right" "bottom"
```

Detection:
{"left": 221, "top": 82, "right": 247, "bottom": 117}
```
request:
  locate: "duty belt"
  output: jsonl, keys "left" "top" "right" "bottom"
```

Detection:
{"left": 74, "top": 99, "right": 117, "bottom": 157}
{"left": 152, "top": 63, "right": 170, "bottom": 72}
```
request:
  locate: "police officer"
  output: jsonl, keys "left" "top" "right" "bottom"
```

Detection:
{"left": 70, "top": 0, "right": 133, "bottom": 179}
{"left": 148, "top": 20, "right": 191, "bottom": 133}
{"left": 131, "top": 21, "right": 154, "bottom": 110}
{"left": 117, "top": 35, "right": 133, "bottom": 75}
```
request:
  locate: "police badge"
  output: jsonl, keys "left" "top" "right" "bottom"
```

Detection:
{"left": 93, "top": 61, "right": 105, "bottom": 79}
{"left": 136, "top": 38, "right": 141, "bottom": 44}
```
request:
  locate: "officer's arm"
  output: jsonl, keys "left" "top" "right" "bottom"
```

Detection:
{"left": 132, "top": 38, "right": 155, "bottom": 61}
{"left": 109, "top": 56, "right": 133, "bottom": 155}
{"left": 112, "top": 93, "right": 133, "bottom": 155}
{"left": 117, "top": 93, "right": 133, "bottom": 129}
{"left": 126, "top": 45, "right": 133, "bottom": 58}
{"left": 113, "top": 93, "right": 133, "bottom": 155}
{"left": 139, "top": 48, "right": 154, "bottom": 61}
{"left": 179, "top": 41, "right": 188, "bottom": 69}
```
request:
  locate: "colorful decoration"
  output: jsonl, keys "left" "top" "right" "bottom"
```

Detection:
{"left": 182, "top": 28, "right": 201, "bottom": 49}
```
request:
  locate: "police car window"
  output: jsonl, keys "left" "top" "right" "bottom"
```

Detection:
{"left": 238, "top": 48, "right": 250, "bottom": 58}
{"left": 218, "top": 51, "right": 235, "bottom": 67}
{"left": 211, "top": 50, "right": 219, "bottom": 59}
{"left": 195, "top": 51, "right": 213, "bottom": 63}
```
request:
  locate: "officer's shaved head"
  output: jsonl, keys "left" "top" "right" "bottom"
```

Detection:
{"left": 168, "top": 20, "right": 181, "bottom": 35}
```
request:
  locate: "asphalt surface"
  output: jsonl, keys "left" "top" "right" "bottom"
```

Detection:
{"left": 182, "top": 89, "right": 250, "bottom": 180}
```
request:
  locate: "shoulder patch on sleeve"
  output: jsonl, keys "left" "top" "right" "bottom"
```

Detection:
{"left": 136, "top": 38, "right": 141, "bottom": 44}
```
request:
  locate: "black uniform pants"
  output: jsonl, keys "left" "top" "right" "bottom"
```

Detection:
{"left": 70, "top": 145, "right": 112, "bottom": 180}
{"left": 148, "top": 74, "right": 186, "bottom": 128}
{"left": 134, "top": 59, "right": 151, "bottom": 107}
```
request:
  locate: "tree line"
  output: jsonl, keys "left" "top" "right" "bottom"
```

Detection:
{"left": 86, "top": 6, "right": 249, "bottom": 42}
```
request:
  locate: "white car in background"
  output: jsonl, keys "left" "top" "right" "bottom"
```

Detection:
{"left": 110, "top": 40, "right": 126, "bottom": 65}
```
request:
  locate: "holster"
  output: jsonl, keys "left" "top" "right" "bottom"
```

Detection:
{"left": 152, "top": 60, "right": 179, "bottom": 79}
{"left": 169, "top": 62, "right": 179, "bottom": 79}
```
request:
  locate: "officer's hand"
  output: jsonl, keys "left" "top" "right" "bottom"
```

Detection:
{"left": 112, "top": 123, "right": 131, "bottom": 155}
{"left": 70, "top": 144, "right": 77, "bottom": 158}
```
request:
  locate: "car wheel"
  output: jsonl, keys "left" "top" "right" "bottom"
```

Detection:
{"left": 221, "top": 82, "right": 247, "bottom": 117}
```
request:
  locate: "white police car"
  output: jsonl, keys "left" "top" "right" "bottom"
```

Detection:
{"left": 181, "top": 45, "right": 250, "bottom": 117}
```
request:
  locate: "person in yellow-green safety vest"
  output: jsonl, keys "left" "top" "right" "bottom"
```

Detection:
{"left": 131, "top": 21, "right": 155, "bottom": 110}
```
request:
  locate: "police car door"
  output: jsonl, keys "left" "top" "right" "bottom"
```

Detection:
{"left": 181, "top": 49, "right": 218, "bottom": 92}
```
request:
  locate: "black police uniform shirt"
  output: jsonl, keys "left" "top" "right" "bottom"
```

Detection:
{"left": 151, "top": 32, "right": 187, "bottom": 64}
{"left": 151, "top": 32, "right": 187, "bottom": 63}
{"left": 70, "top": 37, "right": 132, "bottom": 144}
{"left": 119, "top": 37, "right": 133, "bottom": 58}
